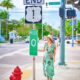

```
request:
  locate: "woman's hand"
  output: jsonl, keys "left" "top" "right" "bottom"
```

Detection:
{"left": 38, "top": 48, "right": 45, "bottom": 52}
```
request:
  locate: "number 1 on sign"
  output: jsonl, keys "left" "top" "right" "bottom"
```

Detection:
{"left": 25, "top": 6, "right": 42, "bottom": 23}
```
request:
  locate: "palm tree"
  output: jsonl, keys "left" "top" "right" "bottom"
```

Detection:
{"left": 0, "top": 0, "right": 15, "bottom": 39}
{"left": 0, "top": 0, "right": 14, "bottom": 10}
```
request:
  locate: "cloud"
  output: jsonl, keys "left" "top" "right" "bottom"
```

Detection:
{"left": 12, "top": 0, "right": 24, "bottom": 9}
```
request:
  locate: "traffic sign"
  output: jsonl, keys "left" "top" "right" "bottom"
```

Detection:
{"left": 23, "top": 0, "right": 44, "bottom": 5}
{"left": 49, "top": 2, "right": 60, "bottom": 5}
{"left": 25, "top": 6, "right": 42, "bottom": 23}
{"left": 30, "top": 30, "right": 38, "bottom": 56}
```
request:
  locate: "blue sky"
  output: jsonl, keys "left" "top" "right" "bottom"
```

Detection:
{"left": 0, "top": 0, "right": 80, "bottom": 29}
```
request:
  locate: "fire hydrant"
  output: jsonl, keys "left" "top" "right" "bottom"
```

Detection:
{"left": 9, "top": 66, "right": 23, "bottom": 80}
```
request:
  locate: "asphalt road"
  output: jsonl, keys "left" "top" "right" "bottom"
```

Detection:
{"left": 0, "top": 41, "right": 44, "bottom": 79}
{"left": 0, "top": 41, "right": 80, "bottom": 80}
{"left": 0, "top": 42, "right": 28, "bottom": 55}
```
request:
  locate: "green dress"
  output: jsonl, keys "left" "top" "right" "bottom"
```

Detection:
{"left": 43, "top": 43, "right": 55, "bottom": 78}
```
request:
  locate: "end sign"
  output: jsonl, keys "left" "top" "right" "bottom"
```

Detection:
{"left": 23, "top": 0, "right": 44, "bottom": 5}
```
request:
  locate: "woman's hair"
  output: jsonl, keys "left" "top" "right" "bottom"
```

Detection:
{"left": 48, "top": 37, "right": 54, "bottom": 43}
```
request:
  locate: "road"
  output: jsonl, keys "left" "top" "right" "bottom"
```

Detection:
{"left": 0, "top": 41, "right": 80, "bottom": 80}
{"left": 0, "top": 42, "right": 27, "bottom": 55}
{"left": 0, "top": 41, "right": 44, "bottom": 79}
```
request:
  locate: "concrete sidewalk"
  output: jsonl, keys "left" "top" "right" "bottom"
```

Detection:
{"left": 25, "top": 44, "right": 80, "bottom": 80}
{"left": 4, "top": 63, "right": 80, "bottom": 80}
{"left": 28, "top": 63, "right": 80, "bottom": 80}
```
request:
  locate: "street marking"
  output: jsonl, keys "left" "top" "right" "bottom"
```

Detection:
{"left": 0, "top": 48, "right": 28, "bottom": 59}
{"left": 0, "top": 64, "right": 17, "bottom": 68}
{"left": 0, "top": 48, "right": 44, "bottom": 60}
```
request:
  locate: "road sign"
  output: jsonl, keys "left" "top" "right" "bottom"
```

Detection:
{"left": 49, "top": 2, "right": 60, "bottom": 5}
{"left": 30, "top": 30, "right": 38, "bottom": 56}
{"left": 23, "top": 0, "right": 44, "bottom": 5}
{"left": 25, "top": 6, "right": 42, "bottom": 23}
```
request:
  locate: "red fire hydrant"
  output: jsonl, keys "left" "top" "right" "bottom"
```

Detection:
{"left": 9, "top": 66, "right": 23, "bottom": 80}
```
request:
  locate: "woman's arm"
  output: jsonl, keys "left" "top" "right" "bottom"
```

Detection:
{"left": 38, "top": 48, "right": 45, "bottom": 52}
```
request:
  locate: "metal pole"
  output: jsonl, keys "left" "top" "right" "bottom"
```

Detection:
{"left": 76, "top": 19, "right": 78, "bottom": 40}
{"left": 6, "top": 19, "right": 8, "bottom": 39}
{"left": 42, "top": 7, "right": 43, "bottom": 39}
{"left": 72, "top": 18, "right": 74, "bottom": 47}
{"left": 32, "top": 6, "right": 35, "bottom": 80}
{"left": 6, "top": 10, "right": 9, "bottom": 40}
{"left": 42, "top": 23, "right": 43, "bottom": 39}
{"left": 59, "top": 0, "right": 66, "bottom": 65}
{"left": 32, "top": 23, "right": 36, "bottom": 80}
{"left": 0, "top": 19, "right": 1, "bottom": 36}
{"left": 33, "top": 57, "right": 35, "bottom": 80}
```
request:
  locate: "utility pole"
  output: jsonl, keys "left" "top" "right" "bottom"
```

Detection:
{"left": 0, "top": 19, "right": 1, "bottom": 36}
{"left": 72, "top": 18, "right": 74, "bottom": 47}
{"left": 59, "top": 0, "right": 66, "bottom": 65}
{"left": 76, "top": 19, "right": 78, "bottom": 40}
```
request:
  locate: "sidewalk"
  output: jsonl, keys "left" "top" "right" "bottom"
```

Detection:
{"left": 27, "top": 44, "right": 80, "bottom": 80}
{"left": 4, "top": 44, "right": 80, "bottom": 80}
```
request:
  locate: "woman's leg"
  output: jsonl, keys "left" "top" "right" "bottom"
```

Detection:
{"left": 47, "top": 77, "right": 49, "bottom": 80}
{"left": 50, "top": 78, "right": 52, "bottom": 80}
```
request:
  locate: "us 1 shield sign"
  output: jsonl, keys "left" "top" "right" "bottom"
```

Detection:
{"left": 25, "top": 6, "right": 42, "bottom": 23}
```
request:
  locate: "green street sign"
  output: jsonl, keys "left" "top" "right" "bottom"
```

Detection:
{"left": 49, "top": 2, "right": 60, "bottom": 5}
{"left": 30, "top": 30, "right": 38, "bottom": 56}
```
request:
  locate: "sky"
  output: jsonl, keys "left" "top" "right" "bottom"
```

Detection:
{"left": 0, "top": 0, "right": 80, "bottom": 29}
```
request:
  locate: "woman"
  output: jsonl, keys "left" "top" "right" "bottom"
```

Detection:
{"left": 39, "top": 35, "right": 56, "bottom": 80}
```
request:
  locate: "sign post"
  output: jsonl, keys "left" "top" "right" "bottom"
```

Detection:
{"left": 59, "top": 0, "right": 66, "bottom": 65}
{"left": 24, "top": 0, "right": 44, "bottom": 80}
{"left": 0, "top": 19, "right": 1, "bottom": 36}
{"left": 30, "top": 29, "right": 38, "bottom": 80}
{"left": 72, "top": 18, "right": 74, "bottom": 47}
